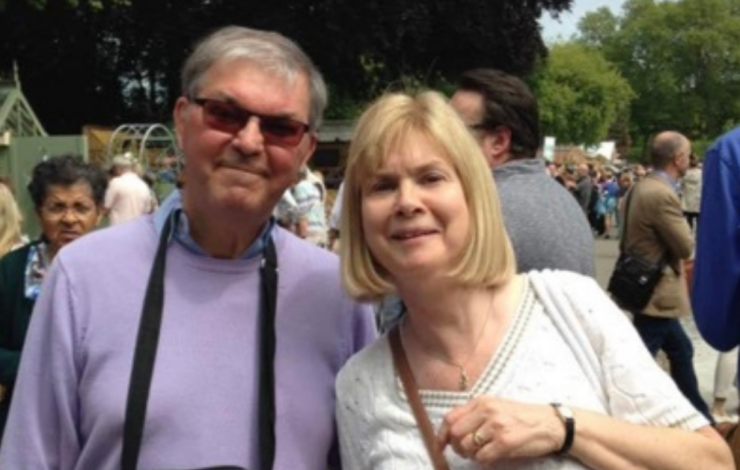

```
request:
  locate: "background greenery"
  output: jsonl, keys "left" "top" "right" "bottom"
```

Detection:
{"left": 1, "top": 0, "right": 739, "bottom": 162}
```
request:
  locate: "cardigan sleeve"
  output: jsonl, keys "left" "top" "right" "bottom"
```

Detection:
{"left": 544, "top": 271, "right": 707, "bottom": 431}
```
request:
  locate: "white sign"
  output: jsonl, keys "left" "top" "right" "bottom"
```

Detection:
{"left": 543, "top": 136, "right": 556, "bottom": 161}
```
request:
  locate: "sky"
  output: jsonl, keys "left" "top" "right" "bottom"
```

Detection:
{"left": 539, "top": 0, "right": 626, "bottom": 42}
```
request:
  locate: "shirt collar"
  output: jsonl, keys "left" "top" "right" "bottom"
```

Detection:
{"left": 153, "top": 190, "right": 275, "bottom": 260}
{"left": 652, "top": 170, "right": 680, "bottom": 193}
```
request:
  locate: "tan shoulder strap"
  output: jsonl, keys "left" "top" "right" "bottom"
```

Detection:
{"left": 389, "top": 327, "right": 451, "bottom": 470}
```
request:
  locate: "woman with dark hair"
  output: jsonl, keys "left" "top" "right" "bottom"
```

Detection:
{"left": 0, "top": 155, "right": 107, "bottom": 441}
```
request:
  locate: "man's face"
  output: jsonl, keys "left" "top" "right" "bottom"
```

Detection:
{"left": 675, "top": 140, "right": 692, "bottom": 178}
{"left": 174, "top": 59, "right": 316, "bottom": 223}
{"left": 450, "top": 90, "right": 503, "bottom": 169}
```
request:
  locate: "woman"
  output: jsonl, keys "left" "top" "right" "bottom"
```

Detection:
{"left": 680, "top": 154, "right": 702, "bottom": 233}
{"left": 0, "top": 182, "right": 25, "bottom": 258}
{"left": 0, "top": 155, "right": 107, "bottom": 441}
{"left": 336, "top": 91, "right": 732, "bottom": 470}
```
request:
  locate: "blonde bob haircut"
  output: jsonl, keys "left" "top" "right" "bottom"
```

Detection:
{"left": 340, "top": 91, "right": 516, "bottom": 302}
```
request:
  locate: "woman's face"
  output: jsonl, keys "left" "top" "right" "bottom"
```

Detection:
{"left": 36, "top": 182, "right": 101, "bottom": 255}
{"left": 360, "top": 133, "right": 470, "bottom": 279}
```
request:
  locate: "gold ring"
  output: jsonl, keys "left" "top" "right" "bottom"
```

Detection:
{"left": 473, "top": 430, "right": 486, "bottom": 447}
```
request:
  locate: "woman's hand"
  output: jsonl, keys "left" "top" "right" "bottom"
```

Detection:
{"left": 437, "top": 396, "right": 564, "bottom": 465}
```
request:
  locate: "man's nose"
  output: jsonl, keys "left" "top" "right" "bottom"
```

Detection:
{"left": 232, "top": 116, "right": 265, "bottom": 152}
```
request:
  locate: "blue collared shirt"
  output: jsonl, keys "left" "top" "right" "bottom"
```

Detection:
{"left": 153, "top": 190, "right": 275, "bottom": 260}
{"left": 652, "top": 170, "right": 680, "bottom": 194}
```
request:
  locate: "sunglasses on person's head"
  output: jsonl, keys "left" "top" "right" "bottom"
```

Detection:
{"left": 190, "top": 97, "right": 310, "bottom": 147}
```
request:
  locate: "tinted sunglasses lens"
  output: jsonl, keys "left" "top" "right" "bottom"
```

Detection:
{"left": 261, "top": 118, "right": 305, "bottom": 146}
{"left": 202, "top": 101, "right": 247, "bottom": 133}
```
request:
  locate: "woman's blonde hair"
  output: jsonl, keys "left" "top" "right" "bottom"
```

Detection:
{"left": 340, "top": 91, "right": 515, "bottom": 302}
{"left": 0, "top": 183, "right": 24, "bottom": 257}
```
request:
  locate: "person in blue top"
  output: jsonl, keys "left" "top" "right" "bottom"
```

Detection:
{"left": 692, "top": 126, "right": 740, "bottom": 369}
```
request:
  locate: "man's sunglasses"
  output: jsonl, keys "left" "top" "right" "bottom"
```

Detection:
{"left": 190, "top": 97, "right": 310, "bottom": 147}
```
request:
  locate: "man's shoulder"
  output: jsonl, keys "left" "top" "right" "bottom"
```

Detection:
{"left": 635, "top": 176, "right": 676, "bottom": 202}
{"left": 57, "top": 217, "right": 156, "bottom": 267}
{"left": 499, "top": 170, "right": 584, "bottom": 209}
{"left": 275, "top": 228, "right": 338, "bottom": 269}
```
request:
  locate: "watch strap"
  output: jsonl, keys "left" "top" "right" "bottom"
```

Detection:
{"left": 551, "top": 403, "right": 575, "bottom": 456}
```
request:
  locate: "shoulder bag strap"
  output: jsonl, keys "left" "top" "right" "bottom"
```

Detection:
{"left": 388, "top": 327, "right": 450, "bottom": 470}
{"left": 619, "top": 181, "right": 671, "bottom": 271}
{"left": 121, "top": 215, "right": 173, "bottom": 470}
{"left": 121, "top": 214, "right": 279, "bottom": 470}
{"left": 259, "top": 237, "right": 278, "bottom": 469}
{"left": 619, "top": 185, "right": 636, "bottom": 254}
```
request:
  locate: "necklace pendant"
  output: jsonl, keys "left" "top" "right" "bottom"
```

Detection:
{"left": 458, "top": 369, "right": 468, "bottom": 391}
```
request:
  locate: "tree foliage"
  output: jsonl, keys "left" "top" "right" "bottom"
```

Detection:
{"left": 577, "top": 0, "right": 740, "bottom": 144}
{"left": 535, "top": 42, "right": 634, "bottom": 145}
{"left": 0, "top": 0, "right": 573, "bottom": 133}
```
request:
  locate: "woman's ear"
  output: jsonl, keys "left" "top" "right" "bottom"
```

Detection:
{"left": 95, "top": 206, "right": 105, "bottom": 225}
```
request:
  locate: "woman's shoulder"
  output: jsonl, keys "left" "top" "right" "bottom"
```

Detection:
{"left": 337, "top": 335, "right": 392, "bottom": 394}
{"left": 527, "top": 269, "right": 601, "bottom": 293}
{"left": 0, "top": 242, "right": 33, "bottom": 269}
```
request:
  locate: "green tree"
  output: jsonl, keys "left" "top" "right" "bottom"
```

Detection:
{"left": 577, "top": 0, "right": 740, "bottom": 146}
{"left": 536, "top": 42, "right": 634, "bottom": 145}
{"left": 0, "top": 0, "right": 574, "bottom": 133}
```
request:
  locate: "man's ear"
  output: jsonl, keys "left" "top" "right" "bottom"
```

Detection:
{"left": 481, "top": 126, "right": 512, "bottom": 168}
{"left": 173, "top": 97, "right": 190, "bottom": 150}
{"left": 489, "top": 126, "right": 512, "bottom": 155}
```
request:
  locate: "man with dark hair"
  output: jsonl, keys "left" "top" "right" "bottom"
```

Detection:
{"left": 450, "top": 68, "right": 595, "bottom": 276}
{"left": 622, "top": 130, "right": 712, "bottom": 422}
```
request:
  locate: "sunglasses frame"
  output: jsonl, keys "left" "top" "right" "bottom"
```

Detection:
{"left": 190, "top": 97, "right": 310, "bottom": 147}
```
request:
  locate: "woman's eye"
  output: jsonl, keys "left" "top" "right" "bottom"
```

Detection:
{"left": 368, "top": 180, "right": 394, "bottom": 193}
{"left": 421, "top": 173, "right": 444, "bottom": 184}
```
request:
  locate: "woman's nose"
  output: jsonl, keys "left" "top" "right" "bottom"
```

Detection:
{"left": 395, "top": 182, "right": 423, "bottom": 216}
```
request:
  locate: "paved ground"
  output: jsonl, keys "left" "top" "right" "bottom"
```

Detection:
{"left": 593, "top": 238, "right": 738, "bottom": 419}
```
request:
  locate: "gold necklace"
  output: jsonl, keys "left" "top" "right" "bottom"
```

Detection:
{"left": 403, "top": 293, "right": 494, "bottom": 391}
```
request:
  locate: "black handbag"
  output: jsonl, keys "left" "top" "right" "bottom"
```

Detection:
{"left": 607, "top": 186, "right": 667, "bottom": 311}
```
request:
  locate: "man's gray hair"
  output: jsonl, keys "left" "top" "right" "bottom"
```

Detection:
{"left": 181, "top": 26, "right": 328, "bottom": 131}
{"left": 650, "top": 131, "right": 687, "bottom": 169}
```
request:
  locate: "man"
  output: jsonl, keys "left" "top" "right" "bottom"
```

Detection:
{"left": 0, "top": 26, "right": 376, "bottom": 470}
{"left": 623, "top": 131, "right": 712, "bottom": 421}
{"left": 327, "top": 180, "right": 344, "bottom": 252}
{"left": 104, "top": 153, "right": 155, "bottom": 225}
{"left": 574, "top": 162, "right": 594, "bottom": 216}
{"left": 450, "top": 68, "right": 595, "bottom": 276}
{"left": 692, "top": 126, "right": 740, "bottom": 412}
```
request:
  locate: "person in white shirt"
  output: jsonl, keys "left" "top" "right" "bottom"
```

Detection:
{"left": 104, "top": 154, "right": 155, "bottom": 225}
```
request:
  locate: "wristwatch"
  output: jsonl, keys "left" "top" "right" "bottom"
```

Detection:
{"left": 551, "top": 402, "right": 575, "bottom": 456}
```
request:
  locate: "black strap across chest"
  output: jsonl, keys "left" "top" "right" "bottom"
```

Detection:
{"left": 121, "top": 215, "right": 278, "bottom": 470}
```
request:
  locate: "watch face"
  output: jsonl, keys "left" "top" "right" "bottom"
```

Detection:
{"left": 559, "top": 405, "right": 574, "bottom": 420}
{"left": 554, "top": 403, "right": 574, "bottom": 421}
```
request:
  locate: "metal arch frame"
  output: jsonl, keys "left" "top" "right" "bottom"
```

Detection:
{"left": 105, "top": 123, "right": 181, "bottom": 172}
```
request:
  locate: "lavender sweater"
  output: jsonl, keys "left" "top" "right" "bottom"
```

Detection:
{"left": 0, "top": 216, "right": 376, "bottom": 470}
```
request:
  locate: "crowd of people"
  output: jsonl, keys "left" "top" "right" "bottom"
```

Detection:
{"left": 0, "top": 24, "right": 737, "bottom": 470}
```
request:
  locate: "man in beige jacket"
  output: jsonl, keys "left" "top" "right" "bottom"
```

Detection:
{"left": 623, "top": 130, "right": 712, "bottom": 422}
